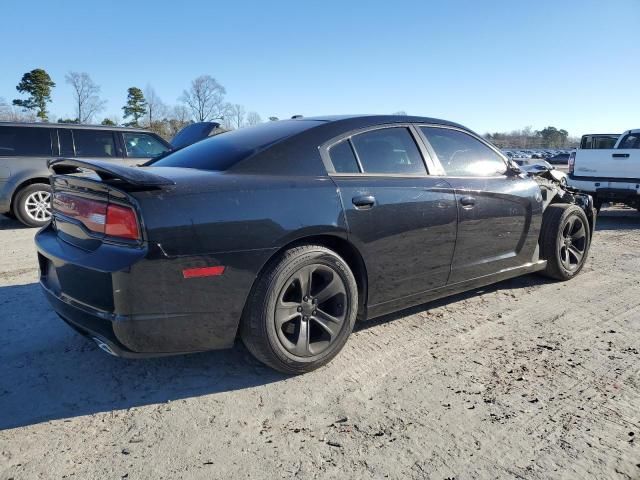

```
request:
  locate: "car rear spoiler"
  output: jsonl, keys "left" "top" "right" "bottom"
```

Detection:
{"left": 48, "top": 158, "right": 175, "bottom": 187}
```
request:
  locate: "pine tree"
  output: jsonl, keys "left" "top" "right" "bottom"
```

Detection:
{"left": 12, "top": 68, "right": 56, "bottom": 121}
{"left": 122, "top": 87, "right": 147, "bottom": 126}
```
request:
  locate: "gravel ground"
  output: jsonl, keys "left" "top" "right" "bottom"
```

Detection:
{"left": 1, "top": 207, "right": 639, "bottom": 480}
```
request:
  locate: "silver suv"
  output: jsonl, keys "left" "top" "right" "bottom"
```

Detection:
{"left": 0, "top": 122, "right": 171, "bottom": 227}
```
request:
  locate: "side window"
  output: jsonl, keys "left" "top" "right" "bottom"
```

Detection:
{"left": 0, "top": 126, "right": 52, "bottom": 157}
{"left": 420, "top": 127, "right": 506, "bottom": 177}
{"left": 351, "top": 127, "right": 426, "bottom": 175}
{"left": 328, "top": 140, "right": 360, "bottom": 173}
{"left": 58, "top": 129, "right": 74, "bottom": 156}
{"left": 595, "top": 137, "right": 617, "bottom": 149}
{"left": 123, "top": 133, "right": 169, "bottom": 158}
{"left": 73, "top": 130, "right": 116, "bottom": 157}
{"left": 619, "top": 133, "right": 640, "bottom": 149}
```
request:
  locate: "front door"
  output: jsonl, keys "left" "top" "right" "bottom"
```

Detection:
{"left": 418, "top": 126, "right": 542, "bottom": 283}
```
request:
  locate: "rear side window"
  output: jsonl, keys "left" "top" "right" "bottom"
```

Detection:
{"left": 152, "top": 120, "right": 319, "bottom": 171}
{"left": 594, "top": 137, "right": 617, "bottom": 149}
{"left": 351, "top": 127, "right": 426, "bottom": 175}
{"left": 73, "top": 130, "right": 116, "bottom": 157}
{"left": 58, "top": 129, "right": 74, "bottom": 156}
{"left": 329, "top": 140, "right": 360, "bottom": 173}
{"left": 421, "top": 127, "right": 506, "bottom": 176}
{"left": 619, "top": 133, "right": 640, "bottom": 149}
{"left": 123, "top": 133, "right": 169, "bottom": 158}
{"left": 0, "top": 126, "right": 52, "bottom": 157}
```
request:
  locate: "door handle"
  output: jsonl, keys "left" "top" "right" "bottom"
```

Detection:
{"left": 459, "top": 195, "right": 476, "bottom": 207}
{"left": 612, "top": 153, "right": 630, "bottom": 158}
{"left": 352, "top": 195, "right": 376, "bottom": 209}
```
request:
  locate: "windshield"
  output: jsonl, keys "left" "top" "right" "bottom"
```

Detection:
{"left": 152, "top": 120, "right": 320, "bottom": 171}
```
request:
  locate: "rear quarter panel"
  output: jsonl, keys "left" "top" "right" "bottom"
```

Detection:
{"left": 122, "top": 173, "right": 348, "bottom": 349}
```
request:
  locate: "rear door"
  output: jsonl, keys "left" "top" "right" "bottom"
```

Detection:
{"left": 609, "top": 131, "right": 640, "bottom": 177}
{"left": 418, "top": 126, "right": 542, "bottom": 284}
{"left": 322, "top": 125, "right": 458, "bottom": 306}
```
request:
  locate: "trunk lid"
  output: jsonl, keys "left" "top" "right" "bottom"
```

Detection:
{"left": 48, "top": 159, "right": 176, "bottom": 250}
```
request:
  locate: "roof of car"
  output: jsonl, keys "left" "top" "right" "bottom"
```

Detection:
{"left": 296, "top": 114, "right": 466, "bottom": 129}
{"left": 0, "top": 121, "right": 152, "bottom": 132}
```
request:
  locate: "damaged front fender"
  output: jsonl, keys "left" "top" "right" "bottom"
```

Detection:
{"left": 530, "top": 169, "right": 596, "bottom": 234}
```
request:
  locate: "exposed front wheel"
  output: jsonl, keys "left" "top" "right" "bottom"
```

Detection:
{"left": 14, "top": 183, "right": 52, "bottom": 228}
{"left": 241, "top": 245, "right": 358, "bottom": 374}
{"left": 539, "top": 204, "right": 591, "bottom": 280}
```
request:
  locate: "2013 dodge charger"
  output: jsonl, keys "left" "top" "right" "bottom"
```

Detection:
{"left": 35, "top": 115, "right": 595, "bottom": 373}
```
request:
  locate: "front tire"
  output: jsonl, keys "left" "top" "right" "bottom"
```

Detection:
{"left": 539, "top": 204, "right": 590, "bottom": 280}
{"left": 13, "top": 183, "right": 52, "bottom": 228}
{"left": 241, "top": 245, "right": 358, "bottom": 374}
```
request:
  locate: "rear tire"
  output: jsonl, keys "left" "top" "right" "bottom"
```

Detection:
{"left": 13, "top": 183, "right": 52, "bottom": 228}
{"left": 241, "top": 245, "right": 358, "bottom": 374}
{"left": 539, "top": 204, "right": 590, "bottom": 281}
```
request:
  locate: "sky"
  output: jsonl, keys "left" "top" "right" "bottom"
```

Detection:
{"left": 1, "top": 0, "right": 638, "bottom": 137}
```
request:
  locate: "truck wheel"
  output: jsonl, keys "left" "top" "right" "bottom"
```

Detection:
{"left": 539, "top": 204, "right": 590, "bottom": 281}
{"left": 241, "top": 245, "right": 358, "bottom": 374}
{"left": 14, "top": 183, "right": 52, "bottom": 228}
{"left": 593, "top": 198, "right": 603, "bottom": 213}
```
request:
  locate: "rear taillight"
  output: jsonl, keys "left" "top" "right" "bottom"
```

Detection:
{"left": 105, "top": 204, "right": 140, "bottom": 240}
{"left": 52, "top": 192, "right": 140, "bottom": 241}
{"left": 568, "top": 151, "right": 576, "bottom": 174}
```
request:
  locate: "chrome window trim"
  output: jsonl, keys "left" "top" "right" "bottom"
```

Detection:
{"left": 319, "top": 123, "right": 434, "bottom": 178}
{"left": 415, "top": 124, "right": 510, "bottom": 178}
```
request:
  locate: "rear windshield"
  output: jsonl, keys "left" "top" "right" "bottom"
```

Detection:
{"left": 152, "top": 120, "right": 319, "bottom": 171}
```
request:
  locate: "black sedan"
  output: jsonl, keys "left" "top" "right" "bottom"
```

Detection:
{"left": 36, "top": 115, "right": 595, "bottom": 373}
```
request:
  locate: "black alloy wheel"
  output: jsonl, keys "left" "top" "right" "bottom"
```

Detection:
{"left": 540, "top": 204, "right": 590, "bottom": 280}
{"left": 241, "top": 245, "right": 358, "bottom": 374}
{"left": 558, "top": 214, "right": 587, "bottom": 272}
{"left": 274, "top": 264, "right": 348, "bottom": 357}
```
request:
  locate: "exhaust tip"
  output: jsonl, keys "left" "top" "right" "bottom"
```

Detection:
{"left": 92, "top": 337, "right": 117, "bottom": 356}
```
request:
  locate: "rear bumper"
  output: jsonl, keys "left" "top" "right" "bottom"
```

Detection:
{"left": 568, "top": 175, "right": 640, "bottom": 200}
{"left": 41, "top": 284, "right": 167, "bottom": 358}
{"left": 36, "top": 223, "right": 273, "bottom": 356}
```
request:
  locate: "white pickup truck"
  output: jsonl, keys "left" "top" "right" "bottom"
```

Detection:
{"left": 568, "top": 129, "right": 639, "bottom": 212}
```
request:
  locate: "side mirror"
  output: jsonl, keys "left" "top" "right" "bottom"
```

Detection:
{"left": 505, "top": 160, "right": 522, "bottom": 176}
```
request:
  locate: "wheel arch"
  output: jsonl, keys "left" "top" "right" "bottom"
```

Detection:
{"left": 10, "top": 177, "right": 51, "bottom": 215}
{"left": 244, "top": 233, "right": 369, "bottom": 326}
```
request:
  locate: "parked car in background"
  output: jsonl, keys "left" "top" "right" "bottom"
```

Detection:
{"left": 547, "top": 152, "right": 570, "bottom": 165}
{"left": 579, "top": 133, "right": 620, "bottom": 150}
{"left": 36, "top": 114, "right": 595, "bottom": 373}
{"left": 0, "top": 122, "right": 172, "bottom": 227}
{"left": 568, "top": 129, "right": 640, "bottom": 211}
{"left": 520, "top": 160, "right": 567, "bottom": 185}
{"left": 170, "top": 121, "right": 226, "bottom": 149}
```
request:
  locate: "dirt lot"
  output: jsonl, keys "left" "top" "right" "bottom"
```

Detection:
{"left": 1, "top": 208, "right": 639, "bottom": 480}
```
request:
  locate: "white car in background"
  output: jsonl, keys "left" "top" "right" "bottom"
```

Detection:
{"left": 568, "top": 129, "right": 639, "bottom": 211}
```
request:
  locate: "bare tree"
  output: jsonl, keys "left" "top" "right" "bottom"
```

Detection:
{"left": 0, "top": 97, "right": 35, "bottom": 121}
{"left": 229, "top": 104, "right": 246, "bottom": 129}
{"left": 166, "top": 104, "right": 192, "bottom": 137}
{"left": 65, "top": 72, "right": 106, "bottom": 123}
{"left": 180, "top": 75, "right": 227, "bottom": 122}
{"left": 144, "top": 85, "right": 168, "bottom": 128}
{"left": 246, "top": 111, "right": 262, "bottom": 126}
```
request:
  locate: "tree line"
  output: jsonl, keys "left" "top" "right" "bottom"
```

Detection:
{"left": 485, "top": 126, "right": 579, "bottom": 149}
{"left": 0, "top": 68, "right": 266, "bottom": 139}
